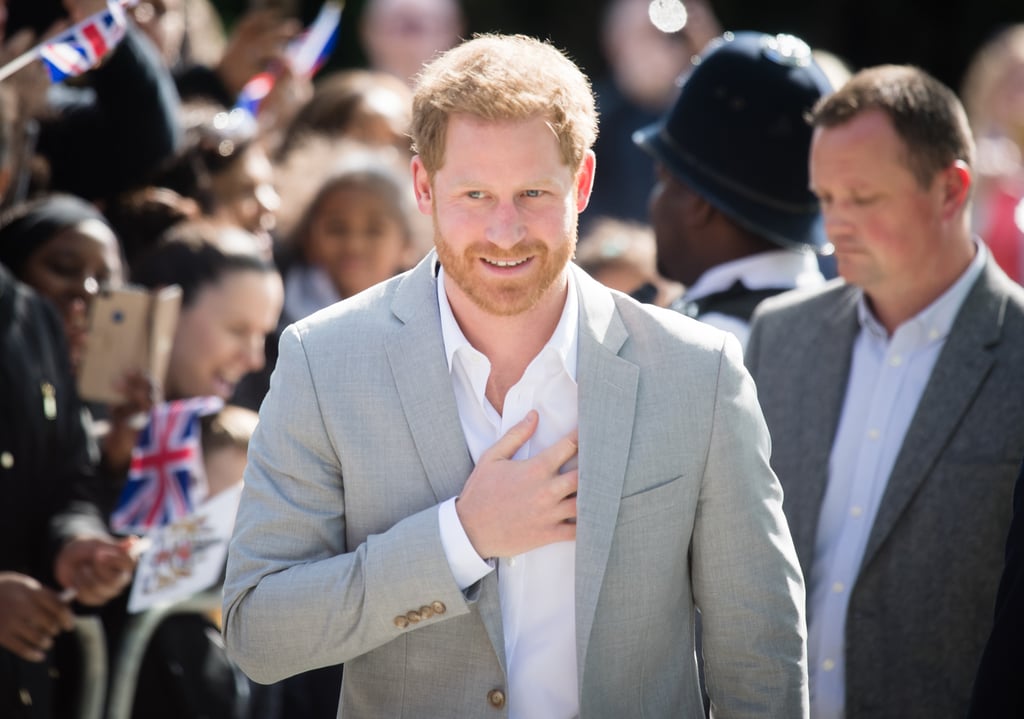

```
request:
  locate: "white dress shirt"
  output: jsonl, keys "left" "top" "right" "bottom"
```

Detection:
{"left": 436, "top": 267, "right": 580, "bottom": 719}
{"left": 809, "top": 242, "right": 987, "bottom": 719}
{"left": 673, "top": 248, "right": 825, "bottom": 350}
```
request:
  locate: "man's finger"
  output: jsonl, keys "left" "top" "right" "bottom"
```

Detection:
{"left": 479, "top": 410, "right": 540, "bottom": 462}
{"left": 534, "top": 429, "right": 579, "bottom": 472}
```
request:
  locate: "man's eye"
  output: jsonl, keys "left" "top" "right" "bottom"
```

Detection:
{"left": 523, "top": 190, "right": 543, "bottom": 198}
{"left": 467, "top": 190, "right": 485, "bottom": 199}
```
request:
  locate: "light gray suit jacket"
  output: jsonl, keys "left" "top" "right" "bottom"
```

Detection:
{"left": 223, "top": 252, "right": 808, "bottom": 718}
{"left": 746, "top": 257, "right": 1024, "bottom": 719}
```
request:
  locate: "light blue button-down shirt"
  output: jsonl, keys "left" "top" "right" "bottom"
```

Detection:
{"left": 808, "top": 242, "right": 987, "bottom": 719}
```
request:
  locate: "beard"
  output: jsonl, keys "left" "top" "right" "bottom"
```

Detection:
{"left": 433, "top": 213, "right": 577, "bottom": 317}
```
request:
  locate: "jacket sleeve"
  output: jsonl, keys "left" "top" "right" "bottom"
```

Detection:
{"left": 692, "top": 331, "right": 810, "bottom": 717}
{"left": 221, "top": 324, "right": 474, "bottom": 684}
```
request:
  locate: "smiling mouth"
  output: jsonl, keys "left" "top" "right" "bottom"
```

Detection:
{"left": 482, "top": 257, "right": 529, "bottom": 268}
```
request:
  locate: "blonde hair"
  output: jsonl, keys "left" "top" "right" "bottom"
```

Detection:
{"left": 410, "top": 33, "right": 598, "bottom": 176}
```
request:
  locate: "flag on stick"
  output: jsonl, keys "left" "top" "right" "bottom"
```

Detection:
{"left": 233, "top": 1, "right": 344, "bottom": 118}
{"left": 110, "top": 396, "right": 223, "bottom": 535}
{"left": 0, "top": 0, "right": 134, "bottom": 84}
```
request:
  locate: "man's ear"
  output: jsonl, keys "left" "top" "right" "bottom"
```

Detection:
{"left": 410, "top": 156, "right": 433, "bottom": 215}
{"left": 940, "top": 160, "right": 971, "bottom": 221}
{"left": 575, "top": 150, "right": 596, "bottom": 213}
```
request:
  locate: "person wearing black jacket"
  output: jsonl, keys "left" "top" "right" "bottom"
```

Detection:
{"left": 5, "top": 0, "right": 182, "bottom": 204}
{"left": 0, "top": 262, "right": 137, "bottom": 718}
{"left": 967, "top": 460, "right": 1024, "bottom": 718}
{"left": 37, "top": 18, "right": 182, "bottom": 203}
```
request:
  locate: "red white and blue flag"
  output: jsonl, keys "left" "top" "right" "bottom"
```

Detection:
{"left": 110, "top": 396, "right": 223, "bottom": 535}
{"left": 234, "top": 1, "right": 343, "bottom": 117}
{"left": 39, "top": 1, "right": 130, "bottom": 83}
{"left": 287, "top": 1, "right": 342, "bottom": 78}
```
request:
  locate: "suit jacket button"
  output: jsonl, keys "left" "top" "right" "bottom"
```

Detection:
{"left": 419, "top": 605, "right": 435, "bottom": 619}
{"left": 431, "top": 601, "right": 447, "bottom": 615}
{"left": 406, "top": 610, "right": 422, "bottom": 623}
{"left": 487, "top": 689, "right": 505, "bottom": 708}
{"left": 394, "top": 615, "right": 409, "bottom": 629}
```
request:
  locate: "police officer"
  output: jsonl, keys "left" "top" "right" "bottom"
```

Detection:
{"left": 634, "top": 30, "right": 837, "bottom": 349}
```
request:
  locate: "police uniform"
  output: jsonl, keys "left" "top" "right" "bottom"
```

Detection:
{"left": 634, "top": 31, "right": 835, "bottom": 347}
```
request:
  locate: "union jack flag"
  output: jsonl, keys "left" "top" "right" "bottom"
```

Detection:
{"left": 110, "top": 396, "right": 223, "bottom": 535}
{"left": 39, "top": 1, "right": 129, "bottom": 83}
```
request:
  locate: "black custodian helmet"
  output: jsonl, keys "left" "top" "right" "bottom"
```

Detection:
{"left": 633, "top": 31, "right": 834, "bottom": 251}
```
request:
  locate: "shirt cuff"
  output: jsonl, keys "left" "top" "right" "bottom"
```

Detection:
{"left": 438, "top": 497, "right": 494, "bottom": 590}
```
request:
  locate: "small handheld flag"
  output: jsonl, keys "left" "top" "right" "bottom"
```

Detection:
{"left": 287, "top": 0, "right": 342, "bottom": 78}
{"left": 233, "top": 1, "right": 344, "bottom": 118}
{"left": 110, "top": 396, "right": 223, "bottom": 535}
{"left": 0, "top": 0, "right": 135, "bottom": 85}
{"left": 40, "top": 1, "right": 129, "bottom": 83}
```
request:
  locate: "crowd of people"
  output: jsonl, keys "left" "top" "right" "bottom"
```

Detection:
{"left": 2, "top": 0, "right": 1024, "bottom": 717}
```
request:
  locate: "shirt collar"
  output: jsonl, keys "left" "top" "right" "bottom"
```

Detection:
{"left": 856, "top": 238, "right": 988, "bottom": 343}
{"left": 437, "top": 266, "right": 579, "bottom": 381}
{"left": 684, "top": 248, "right": 824, "bottom": 301}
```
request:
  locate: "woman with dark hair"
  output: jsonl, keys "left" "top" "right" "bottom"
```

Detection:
{"left": 130, "top": 218, "right": 283, "bottom": 404}
{"left": 0, "top": 192, "right": 156, "bottom": 508}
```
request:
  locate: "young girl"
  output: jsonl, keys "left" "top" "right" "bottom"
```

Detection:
{"left": 279, "top": 141, "right": 427, "bottom": 318}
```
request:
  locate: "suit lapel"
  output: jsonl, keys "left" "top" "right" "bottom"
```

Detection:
{"left": 385, "top": 254, "right": 475, "bottom": 504}
{"left": 786, "top": 287, "right": 860, "bottom": 565}
{"left": 863, "top": 263, "right": 1004, "bottom": 565}
{"left": 570, "top": 268, "right": 639, "bottom": 682}
{"left": 384, "top": 254, "right": 508, "bottom": 671}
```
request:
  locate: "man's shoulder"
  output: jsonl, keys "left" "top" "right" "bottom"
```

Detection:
{"left": 977, "top": 258, "right": 1024, "bottom": 310}
{"left": 607, "top": 289, "right": 740, "bottom": 360}
{"left": 753, "top": 277, "right": 851, "bottom": 320}
{"left": 287, "top": 272, "right": 412, "bottom": 343}
{"left": 960, "top": 259, "right": 1024, "bottom": 342}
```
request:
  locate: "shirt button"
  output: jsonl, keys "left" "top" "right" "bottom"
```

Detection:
{"left": 823, "top": 659, "right": 836, "bottom": 672}
{"left": 487, "top": 689, "right": 506, "bottom": 708}
{"left": 850, "top": 506, "right": 863, "bottom": 517}
{"left": 1, "top": 451, "right": 12, "bottom": 469}
{"left": 832, "top": 582, "right": 845, "bottom": 593}
{"left": 889, "top": 355, "right": 903, "bottom": 367}
{"left": 507, "top": 557, "right": 517, "bottom": 568}
{"left": 867, "top": 428, "right": 880, "bottom": 440}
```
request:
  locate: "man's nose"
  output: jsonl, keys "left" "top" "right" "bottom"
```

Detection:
{"left": 485, "top": 201, "right": 527, "bottom": 248}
